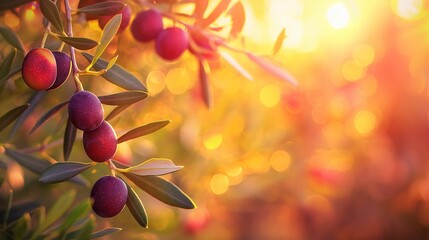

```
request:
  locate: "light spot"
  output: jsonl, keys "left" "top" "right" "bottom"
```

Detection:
{"left": 210, "top": 174, "right": 229, "bottom": 195}
{"left": 341, "top": 59, "right": 366, "bottom": 82}
{"left": 392, "top": 0, "right": 423, "bottom": 20}
{"left": 259, "top": 85, "right": 281, "bottom": 107}
{"left": 326, "top": 3, "right": 350, "bottom": 29}
{"left": 147, "top": 71, "right": 166, "bottom": 96}
{"left": 353, "top": 110, "right": 377, "bottom": 136}
{"left": 203, "top": 133, "right": 223, "bottom": 150}
{"left": 270, "top": 150, "right": 291, "bottom": 172}
{"left": 353, "top": 44, "right": 375, "bottom": 67}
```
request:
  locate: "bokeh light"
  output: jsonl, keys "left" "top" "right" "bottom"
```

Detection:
{"left": 326, "top": 3, "right": 350, "bottom": 29}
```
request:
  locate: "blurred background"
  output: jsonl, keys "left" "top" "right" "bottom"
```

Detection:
{"left": 3, "top": 0, "right": 429, "bottom": 239}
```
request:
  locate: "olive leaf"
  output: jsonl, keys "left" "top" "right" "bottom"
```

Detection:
{"left": 58, "top": 200, "right": 91, "bottom": 239}
{"left": 63, "top": 119, "right": 77, "bottom": 161}
{"left": 0, "top": 26, "right": 25, "bottom": 52}
{"left": 58, "top": 36, "right": 98, "bottom": 50}
{"left": 105, "top": 105, "right": 130, "bottom": 121}
{"left": 246, "top": 53, "right": 298, "bottom": 86}
{"left": 227, "top": 1, "right": 245, "bottom": 36}
{"left": 39, "top": 0, "right": 64, "bottom": 33}
{"left": 90, "top": 227, "right": 122, "bottom": 238}
{"left": 122, "top": 173, "right": 196, "bottom": 209}
{"left": 30, "top": 101, "right": 68, "bottom": 134}
{"left": 117, "top": 120, "right": 170, "bottom": 144}
{"left": 272, "top": 28, "right": 286, "bottom": 55}
{"left": 98, "top": 91, "right": 148, "bottom": 106}
{"left": 200, "top": 0, "right": 231, "bottom": 27}
{"left": 81, "top": 53, "right": 147, "bottom": 91}
{"left": 106, "top": 55, "right": 118, "bottom": 72}
{"left": 0, "top": 104, "right": 29, "bottom": 133}
{"left": 0, "top": 49, "right": 17, "bottom": 82}
{"left": 87, "top": 14, "right": 122, "bottom": 70}
{"left": 218, "top": 51, "right": 253, "bottom": 80}
{"left": 117, "top": 158, "right": 183, "bottom": 176}
{"left": 39, "top": 162, "right": 93, "bottom": 184}
{"left": 77, "top": 1, "right": 126, "bottom": 16}
{"left": 123, "top": 180, "right": 148, "bottom": 228}
{"left": 198, "top": 58, "right": 212, "bottom": 108}
{"left": 193, "top": 0, "right": 208, "bottom": 20}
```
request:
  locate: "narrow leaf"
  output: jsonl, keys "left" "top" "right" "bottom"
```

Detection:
{"left": 0, "top": 104, "right": 29, "bottom": 133}
{"left": 9, "top": 92, "right": 46, "bottom": 139}
{"left": 124, "top": 181, "right": 148, "bottom": 228}
{"left": 58, "top": 200, "right": 91, "bottom": 238}
{"left": 39, "top": 162, "right": 93, "bottom": 184}
{"left": 119, "top": 158, "right": 182, "bottom": 176}
{"left": 87, "top": 14, "right": 122, "bottom": 70}
{"left": 227, "top": 1, "right": 245, "bottom": 36}
{"left": 0, "top": 49, "right": 17, "bottom": 81}
{"left": 40, "top": 190, "right": 76, "bottom": 233}
{"left": 219, "top": 51, "right": 253, "bottom": 80}
{"left": 123, "top": 173, "right": 196, "bottom": 209}
{"left": 105, "top": 104, "right": 130, "bottom": 121}
{"left": 39, "top": 0, "right": 64, "bottom": 33}
{"left": 117, "top": 120, "right": 170, "bottom": 144}
{"left": 82, "top": 53, "right": 147, "bottom": 91}
{"left": 30, "top": 101, "right": 68, "bottom": 134}
{"left": 90, "top": 227, "right": 122, "bottom": 239}
{"left": 3, "top": 189, "right": 13, "bottom": 226}
{"left": 200, "top": 0, "right": 231, "bottom": 27}
{"left": 77, "top": 1, "right": 126, "bottom": 16}
{"left": 247, "top": 53, "right": 298, "bottom": 86}
{"left": 0, "top": 67, "right": 21, "bottom": 87}
{"left": 198, "top": 58, "right": 212, "bottom": 108}
{"left": 105, "top": 55, "right": 118, "bottom": 72}
{"left": 13, "top": 213, "right": 31, "bottom": 239}
{"left": 0, "top": 27, "right": 25, "bottom": 52}
{"left": 75, "top": 219, "right": 94, "bottom": 240}
{"left": 63, "top": 119, "right": 77, "bottom": 161}
{"left": 98, "top": 91, "right": 148, "bottom": 106}
{"left": 58, "top": 36, "right": 98, "bottom": 50}
{"left": 0, "top": 0, "right": 34, "bottom": 11}
{"left": 272, "top": 28, "right": 286, "bottom": 55}
{"left": 193, "top": 0, "right": 208, "bottom": 20}
{"left": 4, "top": 148, "right": 50, "bottom": 174}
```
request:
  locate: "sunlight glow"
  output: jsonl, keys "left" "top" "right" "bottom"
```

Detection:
{"left": 326, "top": 3, "right": 350, "bottom": 29}
{"left": 353, "top": 110, "right": 377, "bottom": 136}
{"left": 210, "top": 174, "right": 229, "bottom": 195}
{"left": 392, "top": 0, "right": 423, "bottom": 20}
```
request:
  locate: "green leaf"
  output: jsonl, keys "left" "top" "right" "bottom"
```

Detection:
{"left": 77, "top": 1, "right": 126, "bottom": 16}
{"left": 105, "top": 104, "right": 130, "bottom": 121}
{"left": 39, "top": 0, "right": 64, "bottom": 33}
{"left": 0, "top": 49, "right": 17, "bottom": 82}
{"left": 0, "top": 67, "right": 21, "bottom": 87}
{"left": 75, "top": 218, "right": 94, "bottom": 240}
{"left": 5, "top": 148, "right": 50, "bottom": 174}
{"left": 58, "top": 36, "right": 98, "bottom": 50}
{"left": 105, "top": 55, "right": 118, "bottom": 72}
{"left": 3, "top": 189, "right": 13, "bottom": 226}
{"left": 58, "top": 200, "right": 91, "bottom": 239}
{"left": 0, "top": 27, "right": 25, "bottom": 52}
{"left": 0, "top": 0, "right": 34, "bottom": 11}
{"left": 198, "top": 58, "right": 212, "bottom": 108}
{"left": 0, "top": 104, "right": 29, "bottom": 133}
{"left": 63, "top": 119, "right": 77, "bottom": 161}
{"left": 123, "top": 180, "right": 148, "bottom": 228}
{"left": 39, "top": 162, "right": 93, "bottom": 184}
{"left": 81, "top": 52, "right": 147, "bottom": 91}
{"left": 90, "top": 227, "right": 122, "bottom": 239}
{"left": 29, "top": 206, "right": 46, "bottom": 240}
{"left": 246, "top": 53, "right": 298, "bottom": 86}
{"left": 40, "top": 190, "right": 76, "bottom": 233}
{"left": 200, "top": 0, "right": 231, "bottom": 27}
{"left": 272, "top": 28, "right": 286, "bottom": 55}
{"left": 117, "top": 120, "right": 170, "bottom": 144}
{"left": 30, "top": 101, "right": 68, "bottom": 134}
{"left": 227, "top": 1, "right": 245, "bottom": 36}
{"left": 87, "top": 14, "right": 122, "bottom": 70}
{"left": 119, "top": 158, "right": 182, "bottom": 176}
{"left": 13, "top": 213, "right": 31, "bottom": 240}
{"left": 123, "top": 173, "right": 196, "bottom": 209}
{"left": 98, "top": 91, "right": 148, "bottom": 106}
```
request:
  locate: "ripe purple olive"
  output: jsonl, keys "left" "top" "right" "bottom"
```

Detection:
{"left": 68, "top": 91, "right": 104, "bottom": 131}
{"left": 155, "top": 27, "right": 188, "bottom": 61}
{"left": 131, "top": 9, "right": 164, "bottom": 42}
{"left": 83, "top": 121, "right": 117, "bottom": 162}
{"left": 98, "top": 4, "right": 131, "bottom": 34}
{"left": 90, "top": 176, "right": 128, "bottom": 218}
{"left": 22, "top": 48, "right": 57, "bottom": 90}
{"left": 48, "top": 51, "right": 71, "bottom": 90}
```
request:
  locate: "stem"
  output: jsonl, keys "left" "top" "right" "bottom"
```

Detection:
{"left": 64, "top": 0, "right": 83, "bottom": 91}
{"left": 107, "top": 160, "right": 117, "bottom": 177}
{"left": 40, "top": 23, "right": 51, "bottom": 48}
